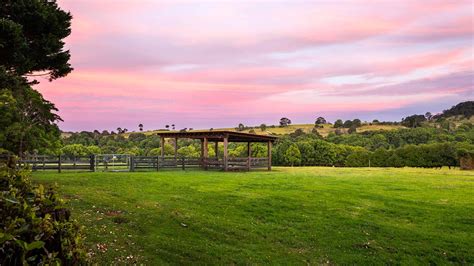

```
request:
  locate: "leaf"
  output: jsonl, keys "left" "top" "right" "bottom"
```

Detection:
{"left": 25, "top": 240, "right": 45, "bottom": 251}
{"left": 0, "top": 232, "right": 14, "bottom": 244}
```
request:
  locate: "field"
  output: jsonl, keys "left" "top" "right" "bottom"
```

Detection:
{"left": 32, "top": 167, "right": 474, "bottom": 264}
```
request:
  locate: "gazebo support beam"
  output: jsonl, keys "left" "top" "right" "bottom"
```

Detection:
{"left": 267, "top": 140, "right": 272, "bottom": 171}
{"left": 174, "top": 138, "right": 178, "bottom": 161}
{"left": 223, "top": 136, "right": 228, "bottom": 171}
{"left": 203, "top": 137, "right": 208, "bottom": 170}
{"left": 247, "top": 142, "right": 251, "bottom": 171}
{"left": 160, "top": 137, "right": 165, "bottom": 159}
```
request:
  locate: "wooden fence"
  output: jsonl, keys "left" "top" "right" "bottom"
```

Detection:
{"left": 1, "top": 154, "right": 269, "bottom": 172}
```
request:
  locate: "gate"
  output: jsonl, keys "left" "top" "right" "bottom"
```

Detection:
{"left": 94, "top": 154, "right": 131, "bottom": 172}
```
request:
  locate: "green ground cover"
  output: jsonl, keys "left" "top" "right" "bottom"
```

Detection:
{"left": 32, "top": 167, "right": 474, "bottom": 264}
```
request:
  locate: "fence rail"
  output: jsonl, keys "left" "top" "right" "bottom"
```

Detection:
{"left": 1, "top": 154, "right": 269, "bottom": 172}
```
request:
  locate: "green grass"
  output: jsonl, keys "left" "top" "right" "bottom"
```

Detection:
{"left": 32, "top": 167, "right": 474, "bottom": 264}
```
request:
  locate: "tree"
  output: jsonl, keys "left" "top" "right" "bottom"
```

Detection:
{"left": 372, "top": 119, "right": 380, "bottom": 124}
{"left": 165, "top": 125, "right": 170, "bottom": 129}
{"left": 138, "top": 123, "right": 143, "bottom": 131}
{"left": 401, "top": 114, "right": 426, "bottom": 128}
{"left": 0, "top": 1, "right": 72, "bottom": 156}
{"left": 290, "top": 128, "right": 305, "bottom": 138}
{"left": 172, "top": 124, "right": 175, "bottom": 130}
{"left": 238, "top": 123, "right": 245, "bottom": 131}
{"left": 334, "top": 119, "right": 343, "bottom": 128}
{"left": 425, "top": 112, "right": 432, "bottom": 121}
{"left": 0, "top": 75, "right": 62, "bottom": 155}
{"left": 0, "top": 0, "right": 73, "bottom": 81}
{"left": 260, "top": 124, "right": 267, "bottom": 132}
{"left": 343, "top": 120, "right": 353, "bottom": 128}
{"left": 279, "top": 117, "right": 292, "bottom": 127}
{"left": 315, "top": 117, "right": 327, "bottom": 125}
{"left": 116, "top": 127, "right": 122, "bottom": 134}
{"left": 437, "top": 101, "right": 474, "bottom": 119}
{"left": 284, "top": 144, "right": 301, "bottom": 166}
{"left": 346, "top": 149, "right": 371, "bottom": 167}
{"left": 352, "top": 119, "right": 362, "bottom": 127}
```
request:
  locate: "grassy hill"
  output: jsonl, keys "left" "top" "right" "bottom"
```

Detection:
{"left": 118, "top": 123, "right": 404, "bottom": 138}
{"left": 61, "top": 115, "right": 473, "bottom": 139}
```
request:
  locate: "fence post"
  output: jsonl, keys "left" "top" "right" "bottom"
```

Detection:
{"left": 130, "top": 156, "right": 135, "bottom": 172}
{"left": 90, "top": 154, "right": 95, "bottom": 172}
{"left": 58, "top": 155, "right": 62, "bottom": 173}
{"left": 182, "top": 157, "right": 185, "bottom": 170}
{"left": 156, "top": 156, "right": 159, "bottom": 171}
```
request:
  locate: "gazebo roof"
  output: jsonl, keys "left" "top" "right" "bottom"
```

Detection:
{"left": 156, "top": 130, "right": 278, "bottom": 143}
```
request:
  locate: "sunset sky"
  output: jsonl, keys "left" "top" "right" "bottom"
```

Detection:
{"left": 36, "top": 0, "right": 473, "bottom": 132}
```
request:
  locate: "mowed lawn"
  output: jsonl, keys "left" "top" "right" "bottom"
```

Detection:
{"left": 32, "top": 167, "right": 474, "bottom": 264}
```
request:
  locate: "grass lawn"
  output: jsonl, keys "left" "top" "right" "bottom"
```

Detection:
{"left": 32, "top": 167, "right": 474, "bottom": 264}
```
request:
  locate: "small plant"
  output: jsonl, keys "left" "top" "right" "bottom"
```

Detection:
{"left": 0, "top": 156, "right": 86, "bottom": 264}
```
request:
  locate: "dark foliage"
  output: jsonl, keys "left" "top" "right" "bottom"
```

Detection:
{"left": 0, "top": 0, "right": 73, "bottom": 81}
{"left": 0, "top": 157, "right": 85, "bottom": 264}
{"left": 435, "top": 101, "right": 474, "bottom": 119}
{"left": 401, "top": 114, "right": 426, "bottom": 128}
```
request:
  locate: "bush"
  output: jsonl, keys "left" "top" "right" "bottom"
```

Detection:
{"left": 0, "top": 157, "right": 85, "bottom": 264}
{"left": 346, "top": 150, "right": 371, "bottom": 167}
{"left": 284, "top": 144, "right": 301, "bottom": 166}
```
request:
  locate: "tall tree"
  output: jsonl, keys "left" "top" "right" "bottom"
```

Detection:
{"left": 352, "top": 119, "right": 362, "bottom": 127}
{"left": 315, "top": 117, "right": 327, "bottom": 125}
{"left": 0, "top": 0, "right": 72, "bottom": 155}
{"left": 401, "top": 114, "right": 426, "bottom": 128}
{"left": 139, "top": 123, "right": 144, "bottom": 131}
{"left": 279, "top": 117, "right": 292, "bottom": 127}
{"left": 0, "top": 0, "right": 73, "bottom": 81}
{"left": 333, "top": 119, "right": 343, "bottom": 128}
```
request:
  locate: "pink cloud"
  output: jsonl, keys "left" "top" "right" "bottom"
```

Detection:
{"left": 34, "top": 0, "right": 474, "bottom": 131}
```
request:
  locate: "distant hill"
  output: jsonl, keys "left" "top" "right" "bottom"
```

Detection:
{"left": 62, "top": 101, "right": 473, "bottom": 138}
{"left": 114, "top": 123, "right": 403, "bottom": 138}
{"left": 435, "top": 101, "right": 474, "bottom": 119}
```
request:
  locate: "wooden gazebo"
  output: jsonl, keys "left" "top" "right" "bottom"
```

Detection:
{"left": 156, "top": 131, "right": 278, "bottom": 171}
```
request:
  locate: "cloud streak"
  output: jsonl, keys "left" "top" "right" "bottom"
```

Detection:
{"left": 35, "top": 0, "right": 474, "bottom": 131}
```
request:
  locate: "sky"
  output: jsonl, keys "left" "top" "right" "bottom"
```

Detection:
{"left": 36, "top": 0, "right": 473, "bottom": 132}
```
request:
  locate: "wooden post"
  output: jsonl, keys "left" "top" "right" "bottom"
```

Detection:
{"left": 156, "top": 156, "right": 160, "bottom": 171}
{"left": 200, "top": 139, "right": 204, "bottom": 168}
{"left": 215, "top": 141, "right": 219, "bottom": 160}
{"left": 90, "top": 154, "right": 95, "bottom": 172}
{"left": 203, "top": 137, "right": 208, "bottom": 170}
{"left": 247, "top": 142, "right": 251, "bottom": 171}
{"left": 223, "top": 136, "right": 228, "bottom": 171}
{"left": 174, "top": 137, "right": 178, "bottom": 163}
{"left": 58, "top": 155, "right": 62, "bottom": 173}
{"left": 130, "top": 156, "right": 135, "bottom": 172}
{"left": 160, "top": 137, "right": 165, "bottom": 159}
{"left": 267, "top": 141, "right": 272, "bottom": 171}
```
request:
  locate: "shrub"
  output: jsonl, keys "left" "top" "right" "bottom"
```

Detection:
{"left": 284, "top": 144, "right": 301, "bottom": 166}
{"left": 346, "top": 149, "right": 372, "bottom": 167}
{"left": 0, "top": 157, "right": 85, "bottom": 264}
